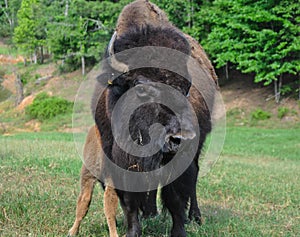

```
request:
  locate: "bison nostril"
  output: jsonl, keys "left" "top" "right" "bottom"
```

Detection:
{"left": 169, "top": 136, "right": 181, "bottom": 145}
{"left": 166, "top": 130, "right": 196, "bottom": 142}
{"left": 163, "top": 135, "right": 181, "bottom": 153}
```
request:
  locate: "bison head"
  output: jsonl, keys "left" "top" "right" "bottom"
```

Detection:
{"left": 94, "top": 25, "right": 199, "bottom": 172}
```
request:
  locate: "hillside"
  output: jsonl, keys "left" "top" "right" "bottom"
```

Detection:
{"left": 0, "top": 53, "right": 299, "bottom": 134}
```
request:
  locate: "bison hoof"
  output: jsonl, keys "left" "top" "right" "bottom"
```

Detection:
{"left": 67, "top": 230, "right": 78, "bottom": 237}
{"left": 189, "top": 215, "right": 202, "bottom": 225}
{"left": 170, "top": 230, "right": 187, "bottom": 237}
{"left": 188, "top": 210, "right": 202, "bottom": 225}
{"left": 126, "top": 228, "right": 141, "bottom": 237}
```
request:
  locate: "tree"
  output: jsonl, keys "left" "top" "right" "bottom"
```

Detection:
{"left": 195, "top": 0, "right": 300, "bottom": 102}
{"left": 46, "top": 0, "right": 131, "bottom": 74}
{"left": 0, "top": 0, "right": 21, "bottom": 37}
{"left": 13, "top": 0, "right": 46, "bottom": 63}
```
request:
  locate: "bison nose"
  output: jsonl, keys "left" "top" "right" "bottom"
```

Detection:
{"left": 163, "top": 129, "right": 196, "bottom": 153}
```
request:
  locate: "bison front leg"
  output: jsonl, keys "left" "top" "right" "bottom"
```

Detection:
{"left": 68, "top": 165, "right": 96, "bottom": 236}
{"left": 188, "top": 161, "right": 202, "bottom": 224}
{"left": 162, "top": 164, "right": 196, "bottom": 237}
{"left": 119, "top": 192, "right": 141, "bottom": 237}
{"left": 162, "top": 184, "right": 187, "bottom": 237}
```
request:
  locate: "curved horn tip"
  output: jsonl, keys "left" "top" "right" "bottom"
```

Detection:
{"left": 108, "top": 31, "right": 129, "bottom": 73}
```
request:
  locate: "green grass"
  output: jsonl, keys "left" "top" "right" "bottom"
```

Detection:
{"left": 0, "top": 45, "right": 23, "bottom": 57}
{"left": 0, "top": 127, "right": 299, "bottom": 236}
{"left": 223, "top": 127, "right": 300, "bottom": 161}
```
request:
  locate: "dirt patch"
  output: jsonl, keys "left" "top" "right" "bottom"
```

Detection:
{"left": 220, "top": 72, "right": 272, "bottom": 112}
{"left": 44, "top": 70, "right": 82, "bottom": 101}
{"left": 0, "top": 55, "right": 24, "bottom": 65}
{"left": 34, "top": 64, "right": 56, "bottom": 77}
{"left": 24, "top": 120, "right": 41, "bottom": 132}
{"left": 219, "top": 71, "right": 300, "bottom": 124}
{"left": 16, "top": 95, "right": 35, "bottom": 111}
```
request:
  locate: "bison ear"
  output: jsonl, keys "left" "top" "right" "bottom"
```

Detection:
{"left": 96, "top": 72, "right": 114, "bottom": 87}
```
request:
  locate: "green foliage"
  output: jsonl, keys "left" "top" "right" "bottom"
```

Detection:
{"left": 280, "top": 84, "right": 293, "bottom": 96}
{"left": 46, "top": 0, "right": 132, "bottom": 71}
{"left": 0, "top": 20, "right": 11, "bottom": 37}
{"left": 195, "top": 0, "right": 300, "bottom": 93}
{"left": 278, "top": 107, "right": 289, "bottom": 119}
{"left": 25, "top": 92, "right": 73, "bottom": 121}
{"left": 251, "top": 108, "right": 271, "bottom": 120}
{"left": 19, "top": 71, "right": 31, "bottom": 85}
{"left": 0, "top": 0, "right": 22, "bottom": 37}
{"left": 57, "top": 57, "right": 81, "bottom": 73}
{"left": 13, "top": 0, "right": 46, "bottom": 56}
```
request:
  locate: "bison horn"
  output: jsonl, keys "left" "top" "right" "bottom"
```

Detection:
{"left": 108, "top": 31, "right": 129, "bottom": 73}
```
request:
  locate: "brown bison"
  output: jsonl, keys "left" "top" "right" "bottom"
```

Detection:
{"left": 68, "top": 125, "right": 119, "bottom": 237}
{"left": 69, "top": 1, "right": 218, "bottom": 236}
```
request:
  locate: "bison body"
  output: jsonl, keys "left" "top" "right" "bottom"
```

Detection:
{"left": 70, "top": 1, "right": 218, "bottom": 237}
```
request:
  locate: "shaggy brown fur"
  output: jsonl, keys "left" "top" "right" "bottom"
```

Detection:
{"left": 184, "top": 33, "right": 218, "bottom": 85}
{"left": 116, "top": 0, "right": 170, "bottom": 36}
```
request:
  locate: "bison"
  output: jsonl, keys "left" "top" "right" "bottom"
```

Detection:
{"left": 68, "top": 125, "right": 119, "bottom": 237}
{"left": 69, "top": 1, "right": 218, "bottom": 236}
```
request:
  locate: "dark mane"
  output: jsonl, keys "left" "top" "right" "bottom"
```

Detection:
{"left": 114, "top": 25, "right": 191, "bottom": 55}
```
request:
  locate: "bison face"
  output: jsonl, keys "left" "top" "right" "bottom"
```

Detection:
{"left": 107, "top": 68, "right": 196, "bottom": 160}
{"left": 94, "top": 24, "right": 199, "bottom": 171}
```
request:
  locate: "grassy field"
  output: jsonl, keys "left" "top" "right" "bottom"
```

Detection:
{"left": 0, "top": 127, "right": 299, "bottom": 237}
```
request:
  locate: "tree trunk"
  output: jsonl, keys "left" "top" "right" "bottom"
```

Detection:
{"left": 274, "top": 76, "right": 282, "bottom": 104}
{"left": 1, "top": 0, "right": 13, "bottom": 34}
{"left": 225, "top": 62, "right": 229, "bottom": 80}
{"left": 274, "top": 80, "right": 278, "bottom": 103}
{"left": 15, "top": 74, "right": 24, "bottom": 106}
{"left": 33, "top": 49, "right": 37, "bottom": 64}
{"left": 40, "top": 46, "right": 44, "bottom": 64}
{"left": 81, "top": 56, "right": 85, "bottom": 76}
{"left": 65, "top": 0, "right": 69, "bottom": 17}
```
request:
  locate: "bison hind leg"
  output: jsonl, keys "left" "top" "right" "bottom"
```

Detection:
{"left": 104, "top": 186, "right": 119, "bottom": 237}
{"left": 68, "top": 165, "right": 96, "bottom": 236}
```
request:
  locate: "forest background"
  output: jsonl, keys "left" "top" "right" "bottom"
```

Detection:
{"left": 1, "top": 0, "right": 299, "bottom": 103}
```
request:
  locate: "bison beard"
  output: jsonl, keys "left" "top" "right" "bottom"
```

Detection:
{"left": 90, "top": 2, "right": 217, "bottom": 237}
